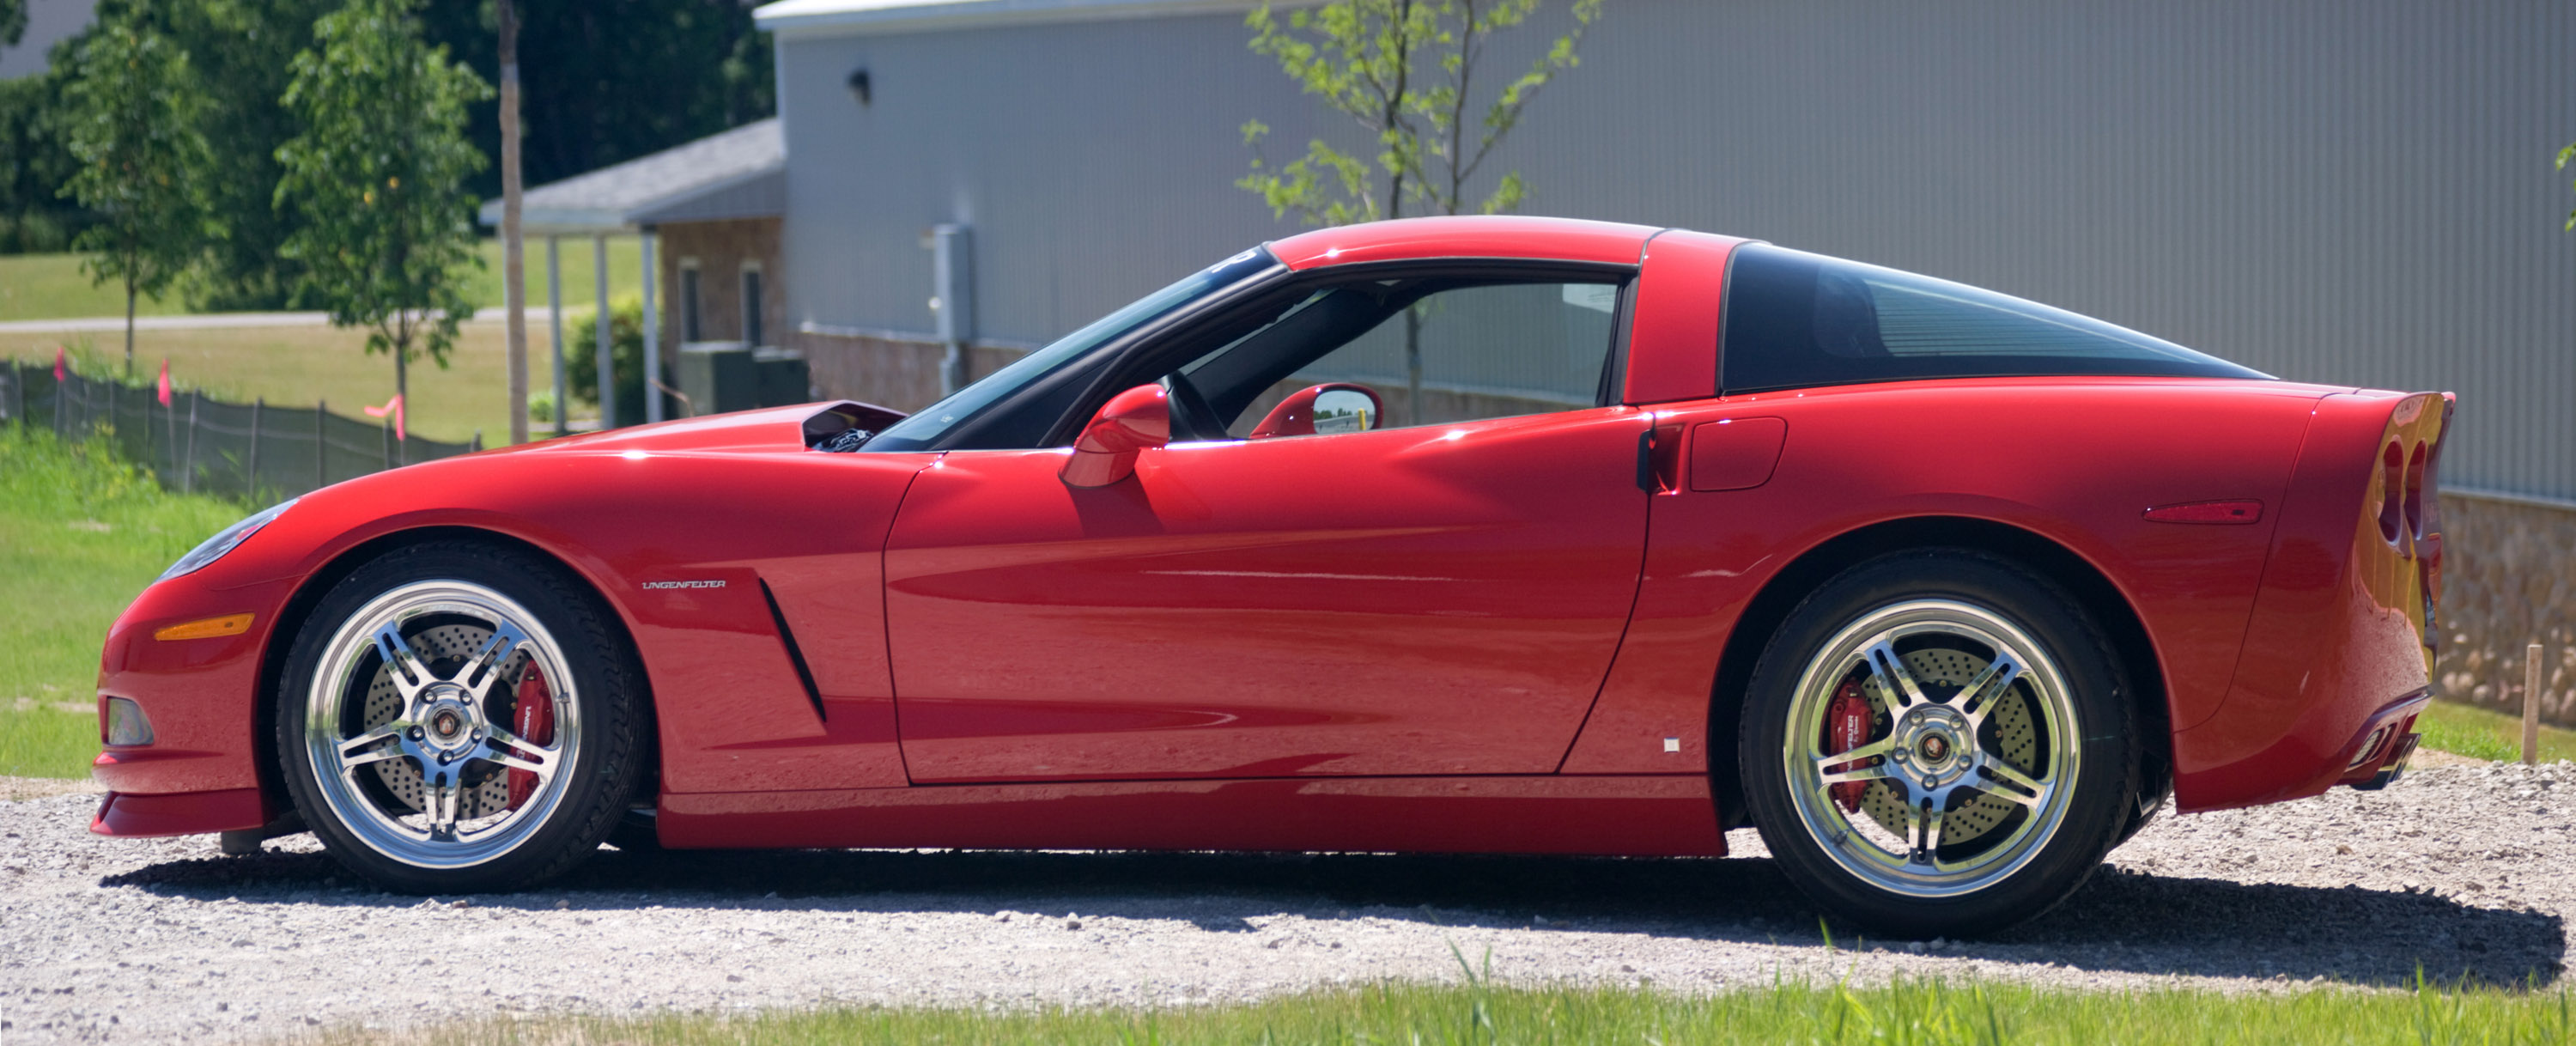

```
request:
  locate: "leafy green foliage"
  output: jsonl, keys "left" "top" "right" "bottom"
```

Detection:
{"left": 0, "top": 0, "right": 21, "bottom": 47}
{"left": 142, "top": 0, "right": 339, "bottom": 311}
{"left": 0, "top": 75, "right": 88, "bottom": 254}
{"left": 567, "top": 295, "right": 648, "bottom": 423}
{"left": 274, "top": 0, "right": 490, "bottom": 404}
{"left": 54, "top": 10, "right": 218, "bottom": 358}
{"left": 1239, "top": 0, "right": 1602, "bottom": 225}
{"left": 415, "top": 1, "right": 775, "bottom": 204}
{"left": 2560, "top": 141, "right": 2575, "bottom": 232}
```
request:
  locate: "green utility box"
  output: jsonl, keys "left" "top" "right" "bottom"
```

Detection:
{"left": 752, "top": 347, "right": 811, "bottom": 408}
{"left": 677, "top": 342, "right": 758, "bottom": 417}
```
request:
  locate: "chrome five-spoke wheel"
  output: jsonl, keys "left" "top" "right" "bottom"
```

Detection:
{"left": 1784, "top": 599, "right": 2075, "bottom": 897}
{"left": 305, "top": 581, "right": 578, "bottom": 868}
{"left": 279, "top": 541, "right": 646, "bottom": 892}
{"left": 1741, "top": 550, "right": 2138, "bottom": 938}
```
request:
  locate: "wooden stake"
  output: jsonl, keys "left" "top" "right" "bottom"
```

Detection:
{"left": 2524, "top": 642, "right": 2543, "bottom": 765}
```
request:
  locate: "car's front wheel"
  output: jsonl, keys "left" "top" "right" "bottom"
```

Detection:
{"left": 276, "top": 541, "right": 647, "bottom": 893}
{"left": 1739, "top": 550, "right": 2139, "bottom": 938}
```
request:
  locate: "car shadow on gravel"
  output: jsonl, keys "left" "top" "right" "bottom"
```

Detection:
{"left": 101, "top": 843, "right": 2563, "bottom": 989}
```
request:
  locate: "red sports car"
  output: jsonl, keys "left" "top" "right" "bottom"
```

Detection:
{"left": 91, "top": 216, "right": 2449, "bottom": 936}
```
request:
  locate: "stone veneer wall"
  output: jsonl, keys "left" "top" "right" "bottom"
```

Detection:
{"left": 656, "top": 216, "right": 786, "bottom": 362}
{"left": 790, "top": 328, "right": 1026, "bottom": 414}
{"left": 2433, "top": 492, "right": 2576, "bottom": 727}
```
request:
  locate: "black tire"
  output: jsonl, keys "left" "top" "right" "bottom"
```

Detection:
{"left": 276, "top": 540, "right": 648, "bottom": 893}
{"left": 1738, "top": 549, "right": 2138, "bottom": 939}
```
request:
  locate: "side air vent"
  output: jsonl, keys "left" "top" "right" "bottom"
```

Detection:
{"left": 757, "top": 579, "right": 828, "bottom": 722}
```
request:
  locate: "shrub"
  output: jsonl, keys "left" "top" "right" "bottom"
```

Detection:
{"left": 566, "top": 294, "right": 649, "bottom": 423}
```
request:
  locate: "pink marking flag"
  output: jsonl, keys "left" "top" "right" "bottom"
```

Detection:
{"left": 362, "top": 394, "right": 405, "bottom": 441}
{"left": 52, "top": 346, "right": 65, "bottom": 382}
{"left": 155, "top": 359, "right": 173, "bottom": 407}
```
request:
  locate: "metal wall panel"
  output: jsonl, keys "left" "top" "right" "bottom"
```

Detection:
{"left": 777, "top": 0, "right": 2576, "bottom": 497}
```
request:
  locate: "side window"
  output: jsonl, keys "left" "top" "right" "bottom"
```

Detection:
{"left": 1721, "top": 245, "right": 2267, "bottom": 393}
{"left": 1180, "top": 277, "right": 1623, "bottom": 438}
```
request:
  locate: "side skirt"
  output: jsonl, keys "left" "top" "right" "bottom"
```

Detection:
{"left": 659, "top": 774, "right": 1726, "bottom": 857}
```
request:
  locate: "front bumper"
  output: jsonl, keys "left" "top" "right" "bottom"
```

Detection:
{"left": 90, "top": 788, "right": 266, "bottom": 837}
{"left": 87, "top": 573, "right": 298, "bottom": 836}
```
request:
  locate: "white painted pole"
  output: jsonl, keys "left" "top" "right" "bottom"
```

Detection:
{"left": 641, "top": 231, "right": 662, "bottom": 423}
{"left": 548, "top": 235, "right": 567, "bottom": 437}
{"left": 2525, "top": 642, "right": 2543, "bottom": 765}
{"left": 594, "top": 234, "right": 615, "bottom": 430}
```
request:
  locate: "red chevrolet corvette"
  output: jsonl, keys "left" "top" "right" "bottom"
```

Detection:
{"left": 91, "top": 216, "right": 2449, "bottom": 935}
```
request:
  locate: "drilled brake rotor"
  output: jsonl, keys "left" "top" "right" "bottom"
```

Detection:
{"left": 1855, "top": 646, "right": 2038, "bottom": 848}
{"left": 360, "top": 623, "right": 522, "bottom": 818}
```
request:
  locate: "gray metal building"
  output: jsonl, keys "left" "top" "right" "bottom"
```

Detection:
{"left": 756, "top": 0, "right": 2576, "bottom": 503}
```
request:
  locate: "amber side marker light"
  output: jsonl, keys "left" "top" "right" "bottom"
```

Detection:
{"left": 153, "top": 613, "right": 254, "bottom": 642}
{"left": 2142, "top": 500, "right": 2264, "bottom": 525}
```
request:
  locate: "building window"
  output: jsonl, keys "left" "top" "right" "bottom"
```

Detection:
{"left": 740, "top": 264, "right": 764, "bottom": 345}
{"left": 679, "top": 260, "right": 702, "bottom": 342}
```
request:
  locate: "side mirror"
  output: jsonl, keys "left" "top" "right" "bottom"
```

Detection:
{"left": 1061, "top": 383, "right": 1170, "bottom": 488}
{"left": 1249, "top": 383, "right": 1382, "bottom": 440}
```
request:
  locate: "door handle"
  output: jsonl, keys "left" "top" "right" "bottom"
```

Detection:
{"left": 1634, "top": 422, "right": 1686, "bottom": 494}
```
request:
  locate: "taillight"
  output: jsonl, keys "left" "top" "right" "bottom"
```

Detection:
{"left": 2376, "top": 441, "right": 2404, "bottom": 543}
{"left": 2403, "top": 442, "right": 2427, "bottom": 540}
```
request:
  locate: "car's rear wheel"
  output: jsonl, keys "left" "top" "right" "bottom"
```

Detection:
{"left": 277, "top": 541, "right": 647, "bottom": 893}
{"left": 1739, "top": 550, "right": 2138, "bottom": 938}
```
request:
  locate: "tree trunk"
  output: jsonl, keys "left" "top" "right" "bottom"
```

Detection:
{"left": 124, "top": 280, "right": 136, "bottom": 379}
{"left": 499, "top": 0, "right": 528, "bottom": 445}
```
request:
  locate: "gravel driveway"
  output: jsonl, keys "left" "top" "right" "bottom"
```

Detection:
{"left": 4, "top": 761, "right": 2568, "bottom": 1044}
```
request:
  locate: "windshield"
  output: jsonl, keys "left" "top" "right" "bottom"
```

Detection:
{"left": 864, "top": 247, "right": 1279, "bottom": 452}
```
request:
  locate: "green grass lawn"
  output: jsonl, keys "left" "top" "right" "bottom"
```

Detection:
{"left": 2416, "top": 697, "right": 2576, "bottom": 764}
{"left": 4, "top": 319, "right": 575, "bottom": 445}
{"left": 337, "top": 977, "right": 2573, "bottom": 1046}
{"left": 0, "top": 238, "right": 643, "bottom": 323}
{"left": 0, "top": 424, "right": 250, "bottom": 777}
{"left": 0, "top": 254, "right": 200, "bottom": 325}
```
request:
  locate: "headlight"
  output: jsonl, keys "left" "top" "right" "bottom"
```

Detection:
{"left": 158, "top": 498, "right": 297, "bottom": 582}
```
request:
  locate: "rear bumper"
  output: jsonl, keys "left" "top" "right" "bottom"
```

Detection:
{"left": 89, "top": 788, "right": 267, "bottom": 837}
{"left": 2170, "top": 392, "right": 2448, "bottom": 812}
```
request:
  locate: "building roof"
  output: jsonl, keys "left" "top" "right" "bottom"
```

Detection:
{"left": 477, "top": 118, "right": 784, "bottom": 235}
{"left": 752, "top": 0, "right": 1285, "bottom": 37}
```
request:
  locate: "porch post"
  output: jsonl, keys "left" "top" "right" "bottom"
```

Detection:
{"left": 594, "top": 233, "right": 615, "bottom": 429}
{"left": 547, "top": 235, "right": 567, "bottom": 437}
{"left": 641, "top": 230, "right": 662, "bottom": 423}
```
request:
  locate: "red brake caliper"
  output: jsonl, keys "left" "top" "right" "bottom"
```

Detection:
{"left": 506, "top": 665, "right": 554, "bottom": 810}
{"left": 1821, "top": 678, "right": 1876, "bottom": 812}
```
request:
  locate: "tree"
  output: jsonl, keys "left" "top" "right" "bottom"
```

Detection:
{"left": 0, "top": 0, "right": 22, "bottom": 47}
{"left": 1236, "top": 0, "right": 1603, "bottom": 418}
{"left": 56, "top": 12, "right": 217, "bottom": 376}
{"left": 417, "top": 0, "right": 774, "bottom": 203}
{"left": 275, "top": 0, "right": 490, "bottom": 417}
{"left": 0, "top": 73, "right": 90, "bottom": 254}
{"left": 1239, "top": 0, "right": 1603, "bottom": 225}
{"left": 145, "top": 0, "right": 337, "bottom": 311}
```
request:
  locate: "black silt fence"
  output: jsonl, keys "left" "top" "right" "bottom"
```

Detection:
{"left": 0, "top": 361, "right": 480, "bottom": 502}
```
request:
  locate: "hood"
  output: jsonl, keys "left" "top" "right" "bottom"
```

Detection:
{"left": 499, "top": 402, "right": 908, "bottom": 458}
